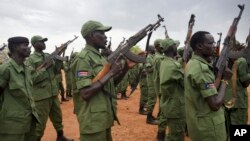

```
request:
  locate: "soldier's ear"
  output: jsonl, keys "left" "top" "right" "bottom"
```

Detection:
{"left": 196, "top": 43, "right": 203, "bottom": 50}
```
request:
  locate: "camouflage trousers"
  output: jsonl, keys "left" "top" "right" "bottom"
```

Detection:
{"left": 80, "top": 128, "right": 112, "bottom": 141}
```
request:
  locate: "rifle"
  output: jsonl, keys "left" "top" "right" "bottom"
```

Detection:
{"left": 215, "top": 32, "right": 222, "bottom": 57}
{"left": 36, "top": 35, "right": 78, "bottom": 71}
{"left": 182, "top": 14, "right": 195, "bottom": 68}
{"left": 0, "top": 43, "right": 7, "bottom": 51}
{"left": 101, "top": 37, "right": 113, "bottom": 57}
{"left": 162, "top": 25, "right": 169, "bottom": 38}
{"left": 92, "top": 14, "right": 164, "bottom": 83}
{"left": 216, "top": 4, "right": 244, "bottom": 74}
{"left": 129, "top": 25, "right": 153, "bottom": 96}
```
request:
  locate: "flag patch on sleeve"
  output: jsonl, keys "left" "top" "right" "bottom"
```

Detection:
{"left": 205, "top": 83, "right": 215, "bottom": 89}
{"left": 77, "top": 71, "right": 88, "bottom": 77}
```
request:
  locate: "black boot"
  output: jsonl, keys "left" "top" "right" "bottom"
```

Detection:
{"left": 146, "top": 112, "right": 158, "bottom": 125}
{"left": 57, "top": 130, "right": 74, "bottom": 141}
{"left": 156, "top": 131, "right": 165, "bottom": 141}
{"left": 139, "top": 105, "right": 148, "bottom": 115}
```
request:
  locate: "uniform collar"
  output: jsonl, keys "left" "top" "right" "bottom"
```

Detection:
{"left": 85, "top": 44, "right": 102, "bottom": 57}
{"left": 34, "top": 51, "right": 44, "bottom": 57}
{"left": 192, "top": 54, "right": 213, "bottom": 68}
{"left": 9, "top": 58, "right": 25, "bottom": 73}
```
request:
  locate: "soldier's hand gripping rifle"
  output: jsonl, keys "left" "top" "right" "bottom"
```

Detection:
{"left": 36, "top": 35, "right": 78, "bottom": 71}
{"left": 182, "top": 14, "right": 195, "bottom": 68}
{"left": 215, "top": 4, "right": 244, "bottom": 75}
{"left": 0, "top": 43, "right": 7, "bottom": 52}
{"left": 92, "top": 14, "right": 164, "bottom": 83}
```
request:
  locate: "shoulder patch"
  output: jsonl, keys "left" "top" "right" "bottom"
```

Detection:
{"left": 77, "top": 70, "right": 89, "bottom": 77}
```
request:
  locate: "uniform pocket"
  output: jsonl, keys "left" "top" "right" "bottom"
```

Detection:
{"left": 9, "top": 82, "right": 26, "bottom": 98}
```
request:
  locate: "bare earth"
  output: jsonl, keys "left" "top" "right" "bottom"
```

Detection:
{"left": 41, "top": 86, "right": 250, "bottom": 141}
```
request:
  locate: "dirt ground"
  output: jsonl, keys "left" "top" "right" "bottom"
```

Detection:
{"left": 41, "top": 82, "right": 250, "bottom": 141}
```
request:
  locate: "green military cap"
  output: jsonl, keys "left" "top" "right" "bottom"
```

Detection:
{"left": 31, "top": 35, "right": 48, "bottom": 46}
{"left": 174, "top": 40, "right": 180, "bottom": 47}
{"left": 160, "top": 38, "right": 175, "bottom": 52}
{"left": 81, "top": 20, "right": 112, "bottom": 37}
{"left": 8, "top": 36, "right": 29, "bottom": 44}
{"left": 154, "top": 39, "right": 162, "bottom": 46}
{"left": 177, "top": 47, "right": 184, "bottom": 56}
{"left": 130, "top": 45, "right": 142, "bottom": 55}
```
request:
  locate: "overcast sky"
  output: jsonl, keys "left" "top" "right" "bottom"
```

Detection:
{"left": 0, "top": 0, "right": 249, "bottom": 56}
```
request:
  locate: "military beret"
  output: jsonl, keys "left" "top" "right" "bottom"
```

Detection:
{"left": 81, "top": 20, "right": 112, "bottom": 37}
{"left": 8, "top": 36, "right": 29, "bottom": 44}
{"left": 31, "top": 35, "right": 48, "bottom": 46}
{"left": 154, "top": 39, "right": 162, "bottom": 46}
{"left": 160, "top": 38, "right": 176, "bottom": 52}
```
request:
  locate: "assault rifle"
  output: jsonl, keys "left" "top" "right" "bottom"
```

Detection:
{"left": 216, "top": 4, "right": 244, "bottom": 74}
{"left": 182, "top": 14, "right": 195, "bottom": 68}
{"left": 0, "top": 43, "right": 7, "bottom": 51}
{"left": 101, "top": 37, "right": 113, "bottom": 57}
{"left": 162, "top": 25, "right": 169, "bottom": 38}
{"left": 36, "top": 35, "right": 78, "bottom": 71}
{"left": 92, "top": 14, "right": 164, "bottom": 82}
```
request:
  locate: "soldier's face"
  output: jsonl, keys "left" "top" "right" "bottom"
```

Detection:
{"left": 35, "top": 41, "right": 46, "bottom": 51}
{"left": 92, "top": 31, "right": 107, "bottom": 49}
{"left": 16, "top": 43, "right": 31, "bottom": 57}
{"left": 201, "top": 34, "right": 215, "bottom": 57}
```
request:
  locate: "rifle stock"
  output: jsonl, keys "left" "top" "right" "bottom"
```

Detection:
{"left": 182, "top": 14, "right": 195, "bottom": 68}
{"left": 215, "top": 4, "right": 244, "bottom": 74}
{"left": 92, "top": 15, "right": 164, "bottom": 82}
{"left": 36, "top": 35, "right": 78, "bottom": 71}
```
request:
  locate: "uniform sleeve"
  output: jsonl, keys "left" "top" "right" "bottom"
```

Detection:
{"left": 238, "top": 59, "right": 250, "bottom": 83}
{"left": 160, "top": 61, "right": 183, "bottom": 94}
{"left": 191, "top": 65, "right": 217, "bottom": 98}
{"left": 0, "top": 65, "right": 9, "bottom": 88}
{"left": 25, "top": 59, "right": 49, "bottom": 84}
{"left": 75, "top": 57, "right": 93, "bottom": 89}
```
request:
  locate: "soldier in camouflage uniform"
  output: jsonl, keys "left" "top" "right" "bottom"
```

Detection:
{"left": 145, "top": 45, "right": 158, "bottom": 125}
{"left": 159, "top": 38, "right": 185, "bottom": 141}
{"left": 71, "top": 20, "right": 139, "bottom": 141}
{"left": 26, "top": 35, "right": 73, "bottom": 141}
{"left": 224, "top": 41, "right": 250, "bottom": 138}
{"left": 0, "top": 37, "right": 40, "bottom": 141}
{"left": 64, "top": 56, "right": 73, "bottom": 97}
{"left": 185, "top": 31, "right": 232, "bottom": 141}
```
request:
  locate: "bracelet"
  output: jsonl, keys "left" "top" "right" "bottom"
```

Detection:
{"left": 221, "top": 79, "right": 228, "bottom": 85}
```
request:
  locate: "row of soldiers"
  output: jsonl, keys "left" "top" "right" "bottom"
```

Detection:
{"left": 0, "top": 14, "right": 249, "bottom": 141}
{"left": 0, "top": 36, "right": 75, "bottom": 141}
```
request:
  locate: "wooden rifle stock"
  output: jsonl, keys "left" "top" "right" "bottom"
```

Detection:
{"left": 92, "top": 14, "right": 164, "bottom": 82}
{"left": 182, "top": 14, "right": 195, "bottom": 68}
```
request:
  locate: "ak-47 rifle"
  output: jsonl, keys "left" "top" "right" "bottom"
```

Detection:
{"left": 36, "top": 35, "right": 78, "bottom": 71}
{"left": 129, "top": 25, "right": 153, "bottom": 96}
{"left": 162, "top": 25, "right": 169, "bottom": 38}
{"left": 215, "top": 33, "right": 222, "bottom": 57}
{"left": 0, "top": 43, "right": 7, "bottom": 51}
{"left": 92, "top": 14, "right": 164, "bottom": 83}
{"left": 182, "top": 14, "right": 195, "bottom": 68}
{"left": 101, "top": 37, "right": 113, "bottom": 57}
{"left": 216, "top": 4, "right": 244, "bottom": 74}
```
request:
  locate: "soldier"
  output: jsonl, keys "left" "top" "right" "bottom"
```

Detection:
{"left": 224, "top": 40, "right": 250, "bottom": 137}
{"left": 185, "top": 31, "right": 232, "bottom": 141}
{"left": 138, "top": 63, "right": 148, "bottom": 115}
{"left": 0, "top": 37, "right": 40, "bottom": 141}
{"left": 71, "top": 20, "right": 138, "bottom": 141}
{"left": 158, "top": 38, "right": 185, "bottom": 141}
{"left": 145, "top": 45, "right": 158, "bottom": 125}
{"left": 26, "top": 35, "right": 73, "bottom": 141}
{"left": 64, "top": 56, "right": 73, "bottom": 97}
{"left": 56, "top": 69, "right": 69, "bottom": 102}
{"left": 116, "top": 72, "right": 129, "bottom": 99}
